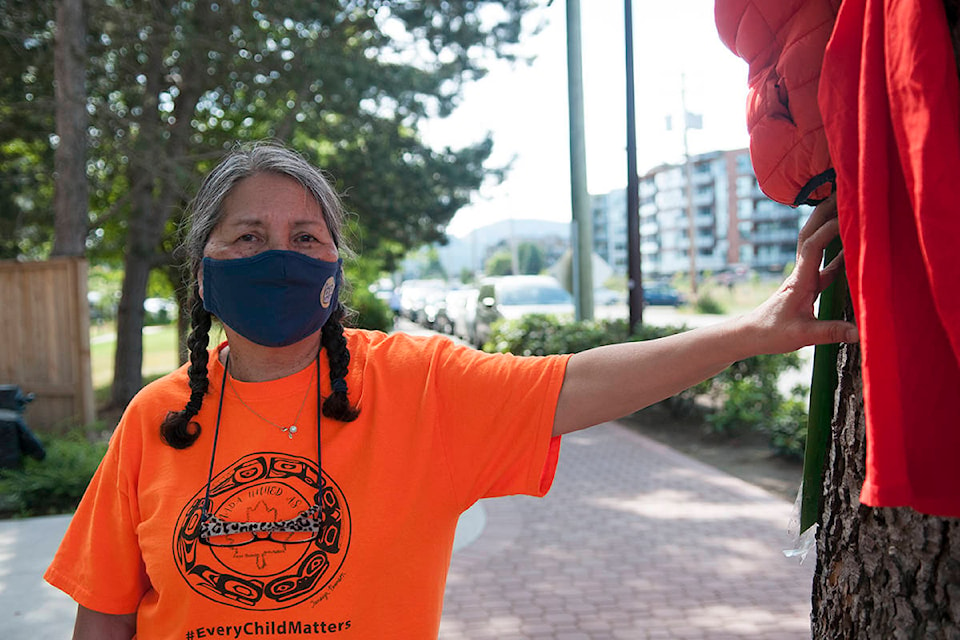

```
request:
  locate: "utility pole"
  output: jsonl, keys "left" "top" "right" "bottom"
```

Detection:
{"left": 681, "top": 73, "right": 698, "bottom": 297}
{"left": 566, "top": 0, "right": 594, "bottom": 321}
{"left": 624, "top": 0, "right": 643, "bottom": 331}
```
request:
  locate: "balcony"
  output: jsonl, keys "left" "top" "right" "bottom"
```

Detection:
{"left": 751, "top": 229, "right": 799, "bottom": 244}
{"left": 693, "top": 191, "right": 715, "bottom": 207}
{"left": 677, "top": 237, "right": 717, "bottom": 251}
{"left": 751, "top": 205, "right": 797, "bottom": 223}
{"left": 695, "top": 214, "right": 714, "bottom": 227}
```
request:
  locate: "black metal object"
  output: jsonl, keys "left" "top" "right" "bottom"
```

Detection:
{"left": 625, "top": 0, "right": 644, "bottom": 332}
{"left": 0, "top": 385, "right": 45, "bottom": 469}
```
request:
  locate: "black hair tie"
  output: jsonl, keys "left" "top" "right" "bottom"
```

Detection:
{"left": 331, "top": 378, "right": 348, "bottom": 394}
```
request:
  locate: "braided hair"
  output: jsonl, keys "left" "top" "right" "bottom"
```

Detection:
{"left": 320, "top": 303, "right": 360, "bottom": 423}
{"left": 160, "top": 142, "right": 360, "bottom": 449}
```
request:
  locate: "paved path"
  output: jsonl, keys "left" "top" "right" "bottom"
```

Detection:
{"left": 441, "top": 423, "right": 814, "bottom": 639}
{"left": 0, "top": 422, "right": 814, "bottom": 639}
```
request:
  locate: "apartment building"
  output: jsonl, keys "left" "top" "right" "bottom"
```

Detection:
{"left": 592, "top": 148, "right": 808, "bottom": 279}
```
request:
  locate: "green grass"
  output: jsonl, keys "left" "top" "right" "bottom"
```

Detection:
{"left": 672, "top": 276, "right": 782, "bottom": 315}
{"left": 90, "top": 322, "right": 181, "bottom": 389}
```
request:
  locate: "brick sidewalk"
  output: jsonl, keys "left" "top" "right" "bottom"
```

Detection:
{"left": 440, "top": 421, "right": 815, "bottom": 640}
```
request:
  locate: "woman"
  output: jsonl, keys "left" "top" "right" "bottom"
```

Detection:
{"left": 46, "top": 142, "right": 857, "bottom": 639}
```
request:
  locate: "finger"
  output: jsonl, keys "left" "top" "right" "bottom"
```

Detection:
{"left": 798, "top": 217, "right": 841, "bottom": 268}
{"left": 806, "top": 320, "right": 859, "bottom": 346}
{"left": 797, "top": 194, "right": 838, "bottom": 249}
{"left": 818, "top": 251, "right": 846, "bottom": 292}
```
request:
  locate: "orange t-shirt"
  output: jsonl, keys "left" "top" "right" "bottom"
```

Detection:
{"left": 45, "top": 331, "right": 569, "bottom": 639}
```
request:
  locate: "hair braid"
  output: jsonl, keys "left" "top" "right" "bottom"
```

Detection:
{"left": 160, "top": 288, "right": 212, "bottom": 449}
{"left": 320, "top": 304, "right": 360, "bottom": 422}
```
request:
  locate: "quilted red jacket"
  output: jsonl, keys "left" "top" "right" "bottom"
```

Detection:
{"left": 715, "top": 0, "right": 840, "bottom": 206}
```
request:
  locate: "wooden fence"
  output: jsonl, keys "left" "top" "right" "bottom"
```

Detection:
{"left": 0, "top": 257, "right": 95, "bottom": 432}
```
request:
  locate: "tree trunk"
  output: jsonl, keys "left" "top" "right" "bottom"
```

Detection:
{"left": 812, "top": 339, "right": 960, "bottom": 637}
{"left": 110, "top": 209, "right": 154, "bottom": 408}
{"left": 51, "top": 0, "right": 88, "bottom": 257}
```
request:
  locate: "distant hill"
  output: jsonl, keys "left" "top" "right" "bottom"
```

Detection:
{"left": 451, "top": 218, "right": 570, "bottom": 244}
{"left": 437, "top": 218, "right": 570, "bottom": 275}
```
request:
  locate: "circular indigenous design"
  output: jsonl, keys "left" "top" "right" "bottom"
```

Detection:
{"left": 319, "top": 276, "right": 336, "bottom": 309}
{"left": 173, "top": 452, "right": 350, "bottom": 610}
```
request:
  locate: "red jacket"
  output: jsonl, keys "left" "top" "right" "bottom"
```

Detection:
{"left": 715, "top": 0, "right": 840, "bottom": 205}
{"left": 820, "top": 0, "right": 960, "bottom": 517}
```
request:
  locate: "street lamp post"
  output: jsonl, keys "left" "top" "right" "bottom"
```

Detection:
{"left": 566, "top": 0, "right": 594, "bottom": 321}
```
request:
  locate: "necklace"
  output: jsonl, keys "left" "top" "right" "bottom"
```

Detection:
{"left": 226, "top": 355, "right": 317, "bottom": 439}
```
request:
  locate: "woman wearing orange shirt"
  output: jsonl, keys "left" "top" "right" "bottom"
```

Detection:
{"left": 46, "top": 142, "right": 857, "bottom": 639}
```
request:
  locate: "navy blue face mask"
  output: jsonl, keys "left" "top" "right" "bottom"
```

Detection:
{"left": 201, "top": 250, "right": 342, "bottom": 347}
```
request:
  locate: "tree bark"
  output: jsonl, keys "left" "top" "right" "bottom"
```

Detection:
{"left": 51, "top": 0, "right": 88, "bottom": 257}
{"left": 812, "top": 340, "right": 960, "bottom": 638}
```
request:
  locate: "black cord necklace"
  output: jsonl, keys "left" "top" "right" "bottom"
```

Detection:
{"left": 200, "top": 353, "right": 324, "bottom": 530}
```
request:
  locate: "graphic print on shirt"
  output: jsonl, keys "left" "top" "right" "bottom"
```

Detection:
{"left": 173, "top": 452, "right": 351, "bottom": 610}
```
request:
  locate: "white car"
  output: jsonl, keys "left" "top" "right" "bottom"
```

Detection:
{"left": 473, "top": 276, "right": 574, "bottom": 347}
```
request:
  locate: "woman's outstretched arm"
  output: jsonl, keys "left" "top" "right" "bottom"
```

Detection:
{"left": 553, "top": 196, "right": 857, "bottom": 437}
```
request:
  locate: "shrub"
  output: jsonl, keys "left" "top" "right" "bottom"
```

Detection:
{"left": 701, "top": 352, "right": 803, "bottom": 435}
{"left": 484, "top": 316, "right": 629, "bottom": 355}
{"left": 0, "top": 429, "right": 108, "bottom": 518}
{"left": 694, "top": 290, "right": 726, "bottom": 315}
{"left": 768, "top": 394, "right": 809, "bottom": 461}
{"left": 347, "top": 286, "right": 393, "bottom": 332}
{"left": 704, "top": 378, "right": 772, "bottom": 434}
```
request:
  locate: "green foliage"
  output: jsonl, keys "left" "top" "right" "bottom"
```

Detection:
{"left": 517, "top": 242, "right": 545, "bottom": 274}
{"left": 767, "top": 393, "right": 809, "bottom": 461}
{"left": 702, "top": 353, "right": 805, "bottom": 441}
{"left": 694, "top": 290, "right": 726, "bottom": 315}
{"left": 342, "top": 253, "right": 398, "bottom": 332}
{"left": 346, "top": 286, "right": 393, "bottom": 333}
{"left": 485, "top": 249, "right": 514, "bottom": 276}
{"left": 0, "top": 430, "right": 108, "bottom": 518}
{"left": 485, "top": 315, "right": 630, "bottom": 356}
{"left": 484, "top": 315, "right": 690, "bottom": 355}
{"left": 459, "top": 268, "right": 476, "bottom": 285}
{"left": 704, "top": 378, "right": 772, "bottom": 434}
{"left": 0, "top": 4, "right": 56, "bottom": 260}
{"left": 0, "top": 139, "right": 55, "bottom": 260}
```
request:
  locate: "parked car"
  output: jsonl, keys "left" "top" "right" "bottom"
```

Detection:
{"left": 419, "top": 287, "right": 450, "bottom": 330}
{"left": 642, "top": 283, "right": 686, "bottom": 307}
{"left": 473, "top": 275, "right": 575, "bottom": 348}
{"left": 443, "top": 287, "right": 479, "bottom": 340}
{"left": 594, "top": 287, "right": 626, "bottom": 306}
{"left": 396, "top": 279, "right": 446, "bottom": 322}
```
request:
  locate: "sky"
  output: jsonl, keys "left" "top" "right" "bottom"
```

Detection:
{"left": 419, "top": 0, "right": 752, "bottom": 238}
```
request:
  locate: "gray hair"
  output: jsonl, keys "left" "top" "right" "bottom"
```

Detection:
{"left": 182, "top": 141, "right": 349, "bottom": 280}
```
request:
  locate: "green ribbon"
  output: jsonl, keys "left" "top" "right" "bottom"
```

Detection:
{"left": 800, "top": 236, "right": 846, "bottom": 533}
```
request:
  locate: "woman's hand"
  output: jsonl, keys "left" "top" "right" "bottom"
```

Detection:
{"left": 739, "top": 194, "right": 859, "bottom": 355}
